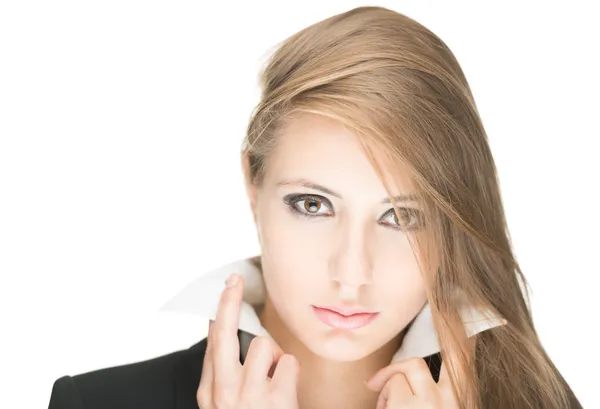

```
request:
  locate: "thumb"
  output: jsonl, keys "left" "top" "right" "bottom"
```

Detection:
{"left": 271, "top": 354, "right": 301, "bottom": 396}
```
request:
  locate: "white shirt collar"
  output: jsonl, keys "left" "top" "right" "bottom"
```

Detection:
{"left": 160, "top": 256, "right": 507, "bottom": 361}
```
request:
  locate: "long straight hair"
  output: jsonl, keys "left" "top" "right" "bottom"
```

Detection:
{"left": 241, "top": 6, "right": 580, "bottom": 408}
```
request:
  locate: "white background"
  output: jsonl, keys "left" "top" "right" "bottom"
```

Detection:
{"left": 1, "top": 1, "right": 598, "bottom": 407}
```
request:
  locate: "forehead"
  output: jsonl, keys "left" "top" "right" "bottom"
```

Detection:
{"left": 264, "top": 113, "right": 415, "bottom": 197}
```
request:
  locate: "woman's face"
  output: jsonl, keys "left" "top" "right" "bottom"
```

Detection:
{"left": 245, "top": 113, "right": 428, "bottom": 361}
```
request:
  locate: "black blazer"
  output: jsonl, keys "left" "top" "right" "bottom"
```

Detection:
{"left": 48, "top": 331, "right": 581, "bottom": 409}
{"left": 48, "top": 330, "right": 443, "bottom": 409}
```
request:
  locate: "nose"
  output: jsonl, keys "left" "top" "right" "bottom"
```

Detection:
{"left": 329, "top": 220, "right": 374, "bottom": 297}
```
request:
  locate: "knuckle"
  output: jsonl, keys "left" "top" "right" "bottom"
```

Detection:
{"left": 196, "top": 386, "right": 211, "bottom": 408}
{"left": 389, "top": 372, "right": 405, "bottom": 386}
{"left": 251, "top": 336, "right": 271, "bottom": 352}
{"left": 280, "top": 354, "right": 299, "bottom": 372}
{"left": 247, "top": 336, "right": 272, "bottom": 358}
{"left": 406, "top": 357, "right": 428, "bottom": 372}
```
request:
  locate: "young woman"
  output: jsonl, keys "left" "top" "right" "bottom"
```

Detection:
{"left": 48, "top": 6, "right": 582, "bottom": 409}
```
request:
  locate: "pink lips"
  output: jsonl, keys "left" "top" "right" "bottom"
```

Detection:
{"left": 312, "top": 305, "right": 379, "bottom": 330}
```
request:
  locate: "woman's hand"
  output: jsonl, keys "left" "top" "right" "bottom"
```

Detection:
{"left": 196, "top": 273, "right": 301, "bottom": 409}
{"left": 366, "top": 358, "right": 459, "bottom": 409}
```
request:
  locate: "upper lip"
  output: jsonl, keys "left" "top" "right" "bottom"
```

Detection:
{"left": 313, "top": 305, "right": 378, "bottom": 316}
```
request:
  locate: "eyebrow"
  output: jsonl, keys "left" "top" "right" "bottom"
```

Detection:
{"left": 276, "top": 178, "right": 418, "bottom": 204}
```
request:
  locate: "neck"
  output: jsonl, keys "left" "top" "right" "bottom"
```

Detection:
{"left": 258, "top": 296, "right": 404, "bottom": 409}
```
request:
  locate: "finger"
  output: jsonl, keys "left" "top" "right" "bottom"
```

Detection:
{"left": 242, "top": 336, "right": 284, "bottom": 392}
{"left": 197, "top": 320, "right": 214, "bottom": 404}
{"left": 382, "top": 373, "right": 413, "bottom": 407}
{"left": 270, "top": 354, "right": 300, "bottom": 396}
{"left": 202, "top": 320, "right": 215, "bottom": 378}
{"left": 366, "top": 358, "right": 436, "bottom": 395}
{"left": 213, "top": 274, "right": 244, "bottom": 388}
{"left": 375, "top": 390, "right": 387, "bottom": 409}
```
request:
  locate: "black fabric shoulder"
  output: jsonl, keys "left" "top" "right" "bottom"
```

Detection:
{"left": 48, "top": 375, "right": 85, "bottom": 409}
{"left": 423, "top": 352, "right": 443, "bottom": 382}
{"left": 48, "top": 335, "right": 445, "bottom": 409}
{"left": 47, "top": 345, "right": 202, "bottom": 409}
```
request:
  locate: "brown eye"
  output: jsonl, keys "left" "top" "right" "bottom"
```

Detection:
{"left": 395, "top": 209, "right": 411, "bottom": 226}
{"left": 303, "top": 198, "right": 322, "bottom": 213}
{"left": 381, "top": 207, "right": 422, "bottom": 230}
{"left": 283, "top": 194, "right": 333, "bottom": 217}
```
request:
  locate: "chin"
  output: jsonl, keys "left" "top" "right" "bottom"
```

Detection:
{"left": 302, "top": 333, "right": 376, "bottom": 362}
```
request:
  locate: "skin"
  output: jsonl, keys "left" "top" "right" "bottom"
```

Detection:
{"left": 198, "top": 275, "right": 458, "bottom": 409}
{"left": 197, "top": 113, "right": 459, "bottom": 408}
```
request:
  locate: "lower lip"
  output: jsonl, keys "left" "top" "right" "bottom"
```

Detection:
{"left": 312, "top": 306, "right": 379, "bottom": 330}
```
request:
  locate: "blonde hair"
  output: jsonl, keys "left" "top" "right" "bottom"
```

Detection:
{"left": 241, "top": 6, "right": 580, "bottom": 408}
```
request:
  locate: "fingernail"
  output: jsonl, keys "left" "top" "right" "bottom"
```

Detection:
{"left": 226, "top": 274, "right": 239, "bottom": 287}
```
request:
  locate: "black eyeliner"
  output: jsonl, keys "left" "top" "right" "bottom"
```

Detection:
{"left": 378, "top": 207, "right": 423, "bottom": 231}
{"left": 282, "top": 193, "right": 334, "bottom": 218}
{"left": 282, "top": 193, "right": 423, "bottom": 231}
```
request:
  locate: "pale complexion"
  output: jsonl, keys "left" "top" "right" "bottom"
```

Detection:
{"left": 197, "top": 275, "right": 459, "bottom": 409}
{"left": 246, "top": 113, "right": 428, "bottom": 408}
{"left": 197, "top": 113, "right": 459, "bottom": 409}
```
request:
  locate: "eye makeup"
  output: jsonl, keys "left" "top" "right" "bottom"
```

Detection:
{"left": 377, "top": 207, "right": 423, "bottom": 231}
{"left": 282, "top": 193, "right": 334, "bottom": 218}
{"left": 281, "top": 193, "right": 423, "bottom": 231}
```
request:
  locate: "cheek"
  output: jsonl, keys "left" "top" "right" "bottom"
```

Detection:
{"left": 256, "top": 197, "right": 427, "bottom": 313}
{"left": 256, "top": 201, "right": 326, "bottom": 294}
{"left": 374, "top": 236, "right": 428, "bottom": 321}
{"left": 379, "top": 271, "right": 427, "bottom": 313}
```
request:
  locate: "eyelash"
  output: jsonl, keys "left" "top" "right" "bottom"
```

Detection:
{"left": 282, "top": 193, "right": 423, "bottom": 231}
